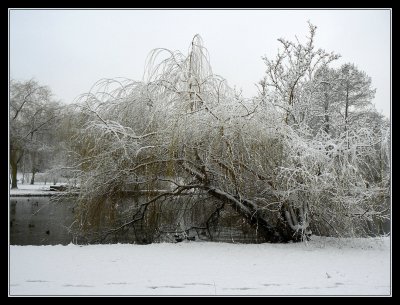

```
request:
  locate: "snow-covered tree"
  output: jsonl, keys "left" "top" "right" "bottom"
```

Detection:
{"left": 335, "top": 63, "right": 376, "bottom": 134}
{"left": 307, "top": 66, "right": 343, "bottom": 135}
{"left": 10, "top": 79, "right": 61, "bottom": 188}
{"left": 257, "top": 24, "right": 389, "bottom": 239}
{"left": 258, "top": 21, "right": 340, "bottom": 126}
{"left": 67, "top": 28, "right": 389, "bottom": 243}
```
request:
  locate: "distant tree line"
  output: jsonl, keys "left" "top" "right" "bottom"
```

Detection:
{"left": 9, "top": 79, "right": 77, "bottom": 188}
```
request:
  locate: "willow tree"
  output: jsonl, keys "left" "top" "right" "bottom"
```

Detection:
{"left": 69, "top": 30, "right": 389, "bottom": 243}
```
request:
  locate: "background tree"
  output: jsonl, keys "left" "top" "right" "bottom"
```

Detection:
{"left": 308, "top": 66, "right": 342, "bottom": 136}
{"left": 258, "top": 21, "right": 340, "bottom": 126}
{"left": 10, "top": 79, "right": 61, "bottom": 188}
{"left": 335, "top": 63, "right": 377, "bottom": 134}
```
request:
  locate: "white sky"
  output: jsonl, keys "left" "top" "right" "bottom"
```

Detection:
{"left": 9, "top": 9, "right": 391, "bottom": 117}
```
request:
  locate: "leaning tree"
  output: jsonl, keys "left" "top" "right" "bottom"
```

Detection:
{"left": 68, "top": 27, "right": 389, "bottom": 243}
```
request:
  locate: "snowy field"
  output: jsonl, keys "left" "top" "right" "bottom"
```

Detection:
{"left": 9, "top": 236, "right": 391, "bottom": 296}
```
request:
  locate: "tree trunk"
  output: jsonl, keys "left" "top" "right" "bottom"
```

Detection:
{"left": 205, "top": 187, "right": 298, "bottom": 243}
{"left": 30, "top": 150, "right": 37, "bottom": 185}
{"left": 30, "top": 169, "right": 36, "bottom": 185}
{"left": 345, "top": 86, "right": 350, "bottom": 149}
{"left": 324, "top": 92, "right": 330, "bottom": 134}
{"left": 22, "top": 158, "right": 26, "bottom": 184}
{"left": 11, "top": 161, "right": 18, "bottom": 189}
{"left": 10, "top": 145, "right": 23, "bottom": 189}
{"left": 182, "top": 159, "right": 300, "bottom": 243}
{"left": 344, "top": 88, "right": 349, "bottom": 128}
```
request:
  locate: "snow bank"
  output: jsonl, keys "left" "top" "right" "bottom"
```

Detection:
{"left": 9, "top": 236, "right": 390, "bottom": 296}
{"left": 9, "top": 183, "right": 66, "bottom": 196}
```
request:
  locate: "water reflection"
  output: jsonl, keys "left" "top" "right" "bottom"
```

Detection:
{"left": 10, "top": 196, "right": 389, "bottom": 245}
{"left": 10, "top": 195, "right": 266, "bottom": 245}
{"left": 10, "top": 197, "right": 75, "bottom": 245}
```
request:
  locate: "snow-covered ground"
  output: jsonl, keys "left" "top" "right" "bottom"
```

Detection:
{"left": 9, "top": 236, "right": 391, "bottom": 296}
{"left": 9, "top": 183, "right": 66, "bottom": 196}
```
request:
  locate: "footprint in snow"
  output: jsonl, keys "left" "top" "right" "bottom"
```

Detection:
{"left": 223, "top": 287, "right": 256, "bottom": 290}
{"left": 148, "top": 285, "right": 184, "bottom": 289}
{"left": 63, "top": 284, "right": 93, "bottom": 287}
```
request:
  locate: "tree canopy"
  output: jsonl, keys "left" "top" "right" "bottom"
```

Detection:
{"left": 47, "top": 25, "right": 390, "bottom": 243}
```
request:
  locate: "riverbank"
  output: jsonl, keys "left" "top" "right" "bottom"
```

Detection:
{"left": 9, "top": 183, "right": 72, "bottom": 197}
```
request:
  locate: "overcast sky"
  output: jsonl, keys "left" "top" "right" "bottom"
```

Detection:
{"left": 9, "top": 9, "right": 391, "bottom": 117}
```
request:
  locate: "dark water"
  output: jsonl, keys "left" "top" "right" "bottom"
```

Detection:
{"left": 9, "top": 196, "right": 262, "bottom": 245}
{"left": 10, "top": 197, "right": 76, "bottom": 245}
{"left": 10, "top": 196, "right": 390, "bottom": 245}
